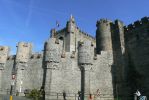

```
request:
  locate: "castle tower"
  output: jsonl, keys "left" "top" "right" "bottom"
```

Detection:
{"left": 115, "top": 20, "right": 125, "bottom": 54}
{"left": 0, "top": 46, "right": 9, "bottom": 90}
{"left": 65, "top": 15, "right": 77, "bottom": 52}
{"left": 124, "top": 17, "right": 149, "bottom": 97}
{"left": 78, "top": 41, "right": 93, "bottom": 99}
{"left": 78, "top": 41, "right": 93, "bottom": 66}
{"left": 111, "top": 20, "right": 128, "bottom": 98}
{"left": 112, "top": 20, "right": 125, "bottom": 82}
{"left": 44, "top": 38, "right": 61, "bottom": 100}
{"left": 15, "top": 42, "right": 32, "bottom": 95}
{"left": 96, "top": 19, "right": 113, "bottom": 54}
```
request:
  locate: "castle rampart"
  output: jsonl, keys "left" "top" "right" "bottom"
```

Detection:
{"left": 0, "top": 16, "right": 149, "bottom": 100}
{"left": 124, "top": 17, "right": 149, "bottom": 43}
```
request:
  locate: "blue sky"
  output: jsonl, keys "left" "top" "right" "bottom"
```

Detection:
{"left": 0, "top": 0, "right": 149, "bottom": 54}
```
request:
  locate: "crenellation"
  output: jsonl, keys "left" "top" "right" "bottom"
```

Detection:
{"left": 0, "top": 46, "right": 9, "bottom": 65}
{"left": 125, "top": 17, "right": 149, "bottom": 32}
{"left": 96, "top": 18, "right": 113, "bottom": 53}
{"left": 76, "top": 25, "right": 95, "bottom": 41}
{"left": 30, "top": 53, "right": 43, "bottom": 59}
{"left": 16, "top": 42, "right": 32, "bottom": 63}
{"left": 79, "top": 30, "right": 95, "bottom": 41}
{"left": 127, "top": 24, "right": 134, "bottom": 30}
{"left": 96, "top": 18, "right": 112, "bottom": 27}
{"left": 1, "top": 16, "right": 149, "bottom": 100}
{"left": 134, "top": 20, "right": 142, "bottom": 27}
{"left": 141, "top": 16, "right": 149, "bottom": 24}
{"left": 125, "top": 17, "right": 149, "bottom": 44}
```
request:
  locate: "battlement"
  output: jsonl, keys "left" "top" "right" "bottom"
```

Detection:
{"left": 0, "top": 46, "right": 9, "bottom": 64}
{"left": 96, "top": 19, "right": 112, "bottom": 27}
{"left": 16, "top": 42, "right": 32, "bottom": 63}
{"left": 4, "top": 46, "right": 44, "bottom": 61}
{"left": 124, "top": 17, "right": 149, "bottom": 31}
{"left": 78, "top": 28, "right": 95, "bottom": 41}
{"left": 1, "top": 16, "right": 149, "bottom": 99}
{"left": 30, "top": 53, "right": 43, "bottom": 59}
{"left": 52, "top": 17, "right": 96, "bottom": 47}
{"left": 124, "top": 17, "right": 149, "bottom": 43}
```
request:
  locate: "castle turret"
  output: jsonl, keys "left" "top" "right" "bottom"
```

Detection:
{"left": 65, "top": 15, "right": 77, "bottom": 52}
{"left": 0, "top": 46, "right": 9, "bottom": 69}
{"left": 15, "top": 42, "right": 32, "bottom": 95}
{"left": 0, "top": 46, "right": 9, "bottom": 90}
{"left": 78, "top": 41, "right": 93, "bottom": 65}
{"left": 45, "top": 38, "right": 61, "bottom": 63}
{"left": 16, "top": 42, "right": 32, "bottom": 63}
{"left": 44, "top": 37, "right": 61, "bottom": 99}
{"left": 67, "top": 15, "right": 76, "bottom": 33}
{"left": 96, "top": 19, "right": 112, "bottom": 54}
{"left": 78, "top": 41, "right": 93, "bottom": 99}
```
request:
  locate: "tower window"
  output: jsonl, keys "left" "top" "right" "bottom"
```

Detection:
{"left": 59, "top": 37, "right": 64, "bottom": 40}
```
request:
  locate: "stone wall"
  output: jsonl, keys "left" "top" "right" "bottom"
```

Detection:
{"left": 1, "top": 60, "right": 14, "bottom": 94}
{"left": 0, "top": 16, "right": 149, "bottom": 100}
{"left": 124, "top": 17, "right": 149, "bottom": 97}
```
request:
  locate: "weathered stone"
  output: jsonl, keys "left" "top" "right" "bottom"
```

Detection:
{"left": 0, "top": 16, "right": 149, "bottom": 100}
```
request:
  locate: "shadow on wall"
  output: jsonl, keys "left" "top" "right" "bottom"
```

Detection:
{"left": 111, "top": 18, "right": 149, "bottom": 100}
{"left": 124, "top": 17, "right": 149, "bottom": 98}
{"left": 41, "top": 42, "right": 47, "bottom": 90}
{"left": 110, "top": 20, "right": 135, "bottom": 100}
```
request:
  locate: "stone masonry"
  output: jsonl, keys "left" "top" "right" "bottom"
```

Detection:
{"left": 0, "top": 16, "right": 149, "bottom": 100}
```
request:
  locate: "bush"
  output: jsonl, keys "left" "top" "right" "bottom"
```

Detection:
{"left": 27, "top": 89, "right": 40, "bottom": 100}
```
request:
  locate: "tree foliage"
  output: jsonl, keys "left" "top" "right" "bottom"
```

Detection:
{"left": 26, "top": 89, "right": 40, "bottom": 100}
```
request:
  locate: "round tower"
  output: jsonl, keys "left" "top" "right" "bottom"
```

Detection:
{"left": 78, "top": 41, "right": 93, "bottom": 98}
{"left": 44, "top": 37, "right": 61, "bottom": 99}
{"left": 16, "top": 42, "right": 32, "bottom": 63}
{"left": 15, "top": 42, "right": 32, "bottom": 96}
{"left": 0, "top": 46, "right": 9, "bottom": 90}
{"left": 45, "top": 38, "right": 61, "bottom": 63}
{"left": 96, "top": 19, "right": 112, "bottom": 54}
{"left": 78, "top": 41, "right": 93, "bottom": 65}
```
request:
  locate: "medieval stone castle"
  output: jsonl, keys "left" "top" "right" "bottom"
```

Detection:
{"left": 0, "top": 16, "right": 149, "bottom": 100}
